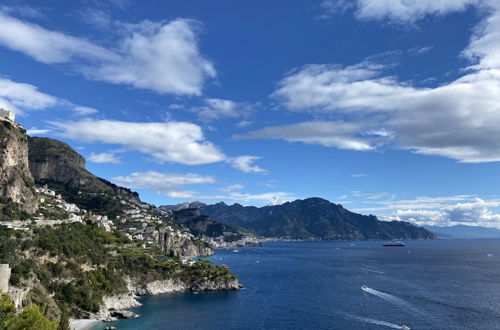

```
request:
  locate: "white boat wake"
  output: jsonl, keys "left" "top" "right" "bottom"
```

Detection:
{"left": 361, "top": 267, "right": 385, "bottom": 274}
{"left": 348, "top": 314, "right": 410, "bottom": 329}
{"left": 361, "top": 286, "right": 426, "bottom": 316}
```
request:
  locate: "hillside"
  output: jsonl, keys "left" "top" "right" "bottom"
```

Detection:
{"left": 0, "top": 223, "right": 240, "bottom": 324}
{"left": 28, "top": 137, "right": 140, "bottom": 219}
{"left": 198, "top": 198, "right": 435, "bottom": 240}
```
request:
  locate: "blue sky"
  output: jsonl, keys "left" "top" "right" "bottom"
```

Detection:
{"left": 2, "top": 0, "right": 500, "bottom": 228}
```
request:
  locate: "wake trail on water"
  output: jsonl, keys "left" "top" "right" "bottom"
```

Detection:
{"left": 364, "top": 286, "right": 500, "bottom": 320}
{"left": 346, "top": 314, "right": 410, "bottom": 329}
{"left": 361, "top": 267, "right": 385, "bottom": 274}
{"left": 361, "top": 286, "right": 426, "bottom": 316}
{"left": 396, "top": 291, "right": 500, "bottom": 318}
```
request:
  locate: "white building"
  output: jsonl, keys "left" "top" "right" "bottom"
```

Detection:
{"left": 0, "top": 109, "right": 15, "bottom": 122}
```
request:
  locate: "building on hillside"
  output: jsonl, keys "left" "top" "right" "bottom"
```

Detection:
{"left": 0, "top": 264, "right": 11, "bottom": 293}
{"left": 0, "top": 109, "right": 15, "bottom": 122}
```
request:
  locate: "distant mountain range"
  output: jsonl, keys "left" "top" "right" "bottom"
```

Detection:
{"left": 425, "top": 225, "right": 500, "bottom": 239}
{"left": 162, "top": 198, "right": 435, "bottom": 240}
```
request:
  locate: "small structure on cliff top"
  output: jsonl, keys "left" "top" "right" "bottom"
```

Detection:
{"left": 0, "top": 108, "right": 15, "bottom": 122}
{"left": 0, "top": 264, "right": 11, "bottom": 293}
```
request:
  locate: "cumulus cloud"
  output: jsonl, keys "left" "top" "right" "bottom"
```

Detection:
{"left": 112, "top": 171, "right": 215, "bottom": 195}
{"left": 88, "top": 152, "right": 120, "bottom": 164}
{"left": 267, "top": 2, "right": 500, "bottom": 163}
{"left": 0, "top": 14, "right": 215, "bottom": 95}
{"left": 51, "top": 119, "right": 226, "bottom": 165}
{"left": 227, "top": 156, "right": 266, "bottom": 173}
{"left": 384, "top": 198, "right": 500, "bottom": 228}
{"left": 236, "top": 121, "right": 373, "bottom": 151}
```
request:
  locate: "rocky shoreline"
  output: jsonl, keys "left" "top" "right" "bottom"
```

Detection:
{"left": 92, "top": 276, "right": 243, "bottom": 322}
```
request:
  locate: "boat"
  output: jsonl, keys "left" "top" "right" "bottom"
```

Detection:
{"left": 233, "top": 249, "right": 239, "bottom": 253}
{"left": 383, "top": 241, "right": 405, "bottom": 247}
{"left": 361, "top": 285, "right": 369, "bottom": 292}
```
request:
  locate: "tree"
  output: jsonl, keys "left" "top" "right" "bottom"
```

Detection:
{"left": 4, "top": 304, "right": 58, "bottom": 330}
{"left": 0, "top": 294, "right": 15, "bottom": 330}
{"left": 57, "top": 305, "right": 69, "bottom": 330}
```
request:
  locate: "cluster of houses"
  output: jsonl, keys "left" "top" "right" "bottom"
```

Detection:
{"left": 35, "top": 185, "right": 84, "bottom": 223}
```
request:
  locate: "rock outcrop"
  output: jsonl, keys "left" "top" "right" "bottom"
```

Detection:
{"left": 28, "top": 137, "right": 140, "bottom": 215}
{"left": 159, "top": 227, "right": 213, "bottom": 257}
{"left": 0, "top": 120, "right": 37, "bottom": 212}
{"left": 96, "top": 276, "right": 242, "bottom": 321}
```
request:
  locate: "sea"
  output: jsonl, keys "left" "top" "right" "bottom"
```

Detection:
{"left": 94, "top": 240, "right": 500, "bottom": 329}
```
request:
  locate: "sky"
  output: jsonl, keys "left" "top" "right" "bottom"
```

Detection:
{"left": 2, "top": 0, "right": 500, "bottom": 228}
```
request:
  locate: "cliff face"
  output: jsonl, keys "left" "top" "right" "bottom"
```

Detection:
{"left": 0, "top": 120, "right": 37, "bottom": 213}
{"left": 200, "top": 197, "right": 436, "bottom": 240}
{"left": 159, "top": 227, "right": 213, "bottom": 257}
{"left": 28, "top": 137, "right": 140, "bottom": 216}
{"left": 97, "top": 276, "right": 241, "bottom": 321}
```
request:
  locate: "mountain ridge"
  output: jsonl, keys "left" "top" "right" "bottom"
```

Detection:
{"left": 162, "top": 197, "right": 436, "bottom": 241}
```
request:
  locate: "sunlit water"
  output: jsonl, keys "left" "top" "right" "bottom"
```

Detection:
{"left": 94, "top": 240, "right": 500, "bottom": 329}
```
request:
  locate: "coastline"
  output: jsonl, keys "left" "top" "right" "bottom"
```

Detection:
{"left": 70, "top": 319, "right": 101, "bottom": 330}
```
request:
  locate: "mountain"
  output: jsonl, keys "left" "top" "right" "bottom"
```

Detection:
{"left": 28, "top": 136, "right": 140, "bottom": 218}
{"left": 169, "top": 208, "right": 246, "bottom": 241}
{"left": 198, "top": 198, "right": 435, "bottom": 240}
{"left": 425, "top": 225, "right": 500, "bottom": 239}
{"left": 163, "top": 201, "right": 208, "bottom": 211}
{"left": 0, "top": 119, "right": 38, "bottom": 214}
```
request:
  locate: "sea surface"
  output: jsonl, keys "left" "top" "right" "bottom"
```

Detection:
{"left": 94, "top": 240, "right": 500, "bottom": 329}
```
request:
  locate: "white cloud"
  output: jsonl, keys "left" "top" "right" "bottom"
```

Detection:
{"left": 26, "top": 128, "right": 50, "bottom": 136}
{"left": 0, "top": 12, "right": 116, "bottom": 64}
{"left": 220, "top": 184, "right": 245, "bottom": 192}
{"left": 236, "top": 121, "right": 373, "bottom": 151}
{"left": 72, "top": 105, "right": 98, "bottom": 115}
{"left": 322, "top": 0, "right": 480, "bottom": 23}
{"left": 0, "top": 77, "right": 99, "bottom": 116}
{"left": 384, "top": 198, "right": 500, "bottom": 228}
{"left": 87, "top": 19, "right": 216, "bottom": 95}
{"left": 227, "top": 155, "right": 266, "bottom": 173}
{"left": 169, "top": 190, "right": 296, "bottom": 206}
{"left": 88, "top": 152, "right": 120, "bottom": 164}
{"left": 193, "top": 98, "right": 253, "bottom": 121}
{"left": 51, "top": 119, "right": 226, "bottom": 165}
{"left": 0, "top": 77, "right": 57, "bottom": 114}
{"left": 0, "top": 13, "right": 215, "bottom": 95}
{"left": 113, "top": 171, "right": 215, "bottom": 196}
{"left": 269, "top": 2, "right": 500, "bottom": 163}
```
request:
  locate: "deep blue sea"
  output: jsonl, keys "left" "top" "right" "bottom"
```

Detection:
{"left": 94, "top": 240, "right": 500, "bottom": 329}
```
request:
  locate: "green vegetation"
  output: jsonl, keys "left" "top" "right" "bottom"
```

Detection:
{"left": 4, "top": 304, "right": 58, "bottom": 330}
{"left": 0, "top": 197, "right": 30, "bottom": 221}
{"left": 37, "top": 180, "right": 126, "bottom": 219}
{"left": 0, "top": 222, "right": 237, "bottom": 320}
{"left": 1, "top": 295, "right": 58, "bottom": 330}
{"left": 0, "top": 294, "right": 15, "bottom": 329}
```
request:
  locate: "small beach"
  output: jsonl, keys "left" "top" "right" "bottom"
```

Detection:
{"left": 70, "top": 319, "right": 101, "bottom": 330}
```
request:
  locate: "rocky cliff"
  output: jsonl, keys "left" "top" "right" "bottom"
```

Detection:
{"left": 28, "top": 137, "right": 140, "bottom": 217}
{"left": 0, "top": 120, "right": 37, "bottom": 213}
{"left": 159, "top": 226, "right": 213, "bottom": 257}
{"left": 97, "top": 276, "right": 241, "bottom": 321}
